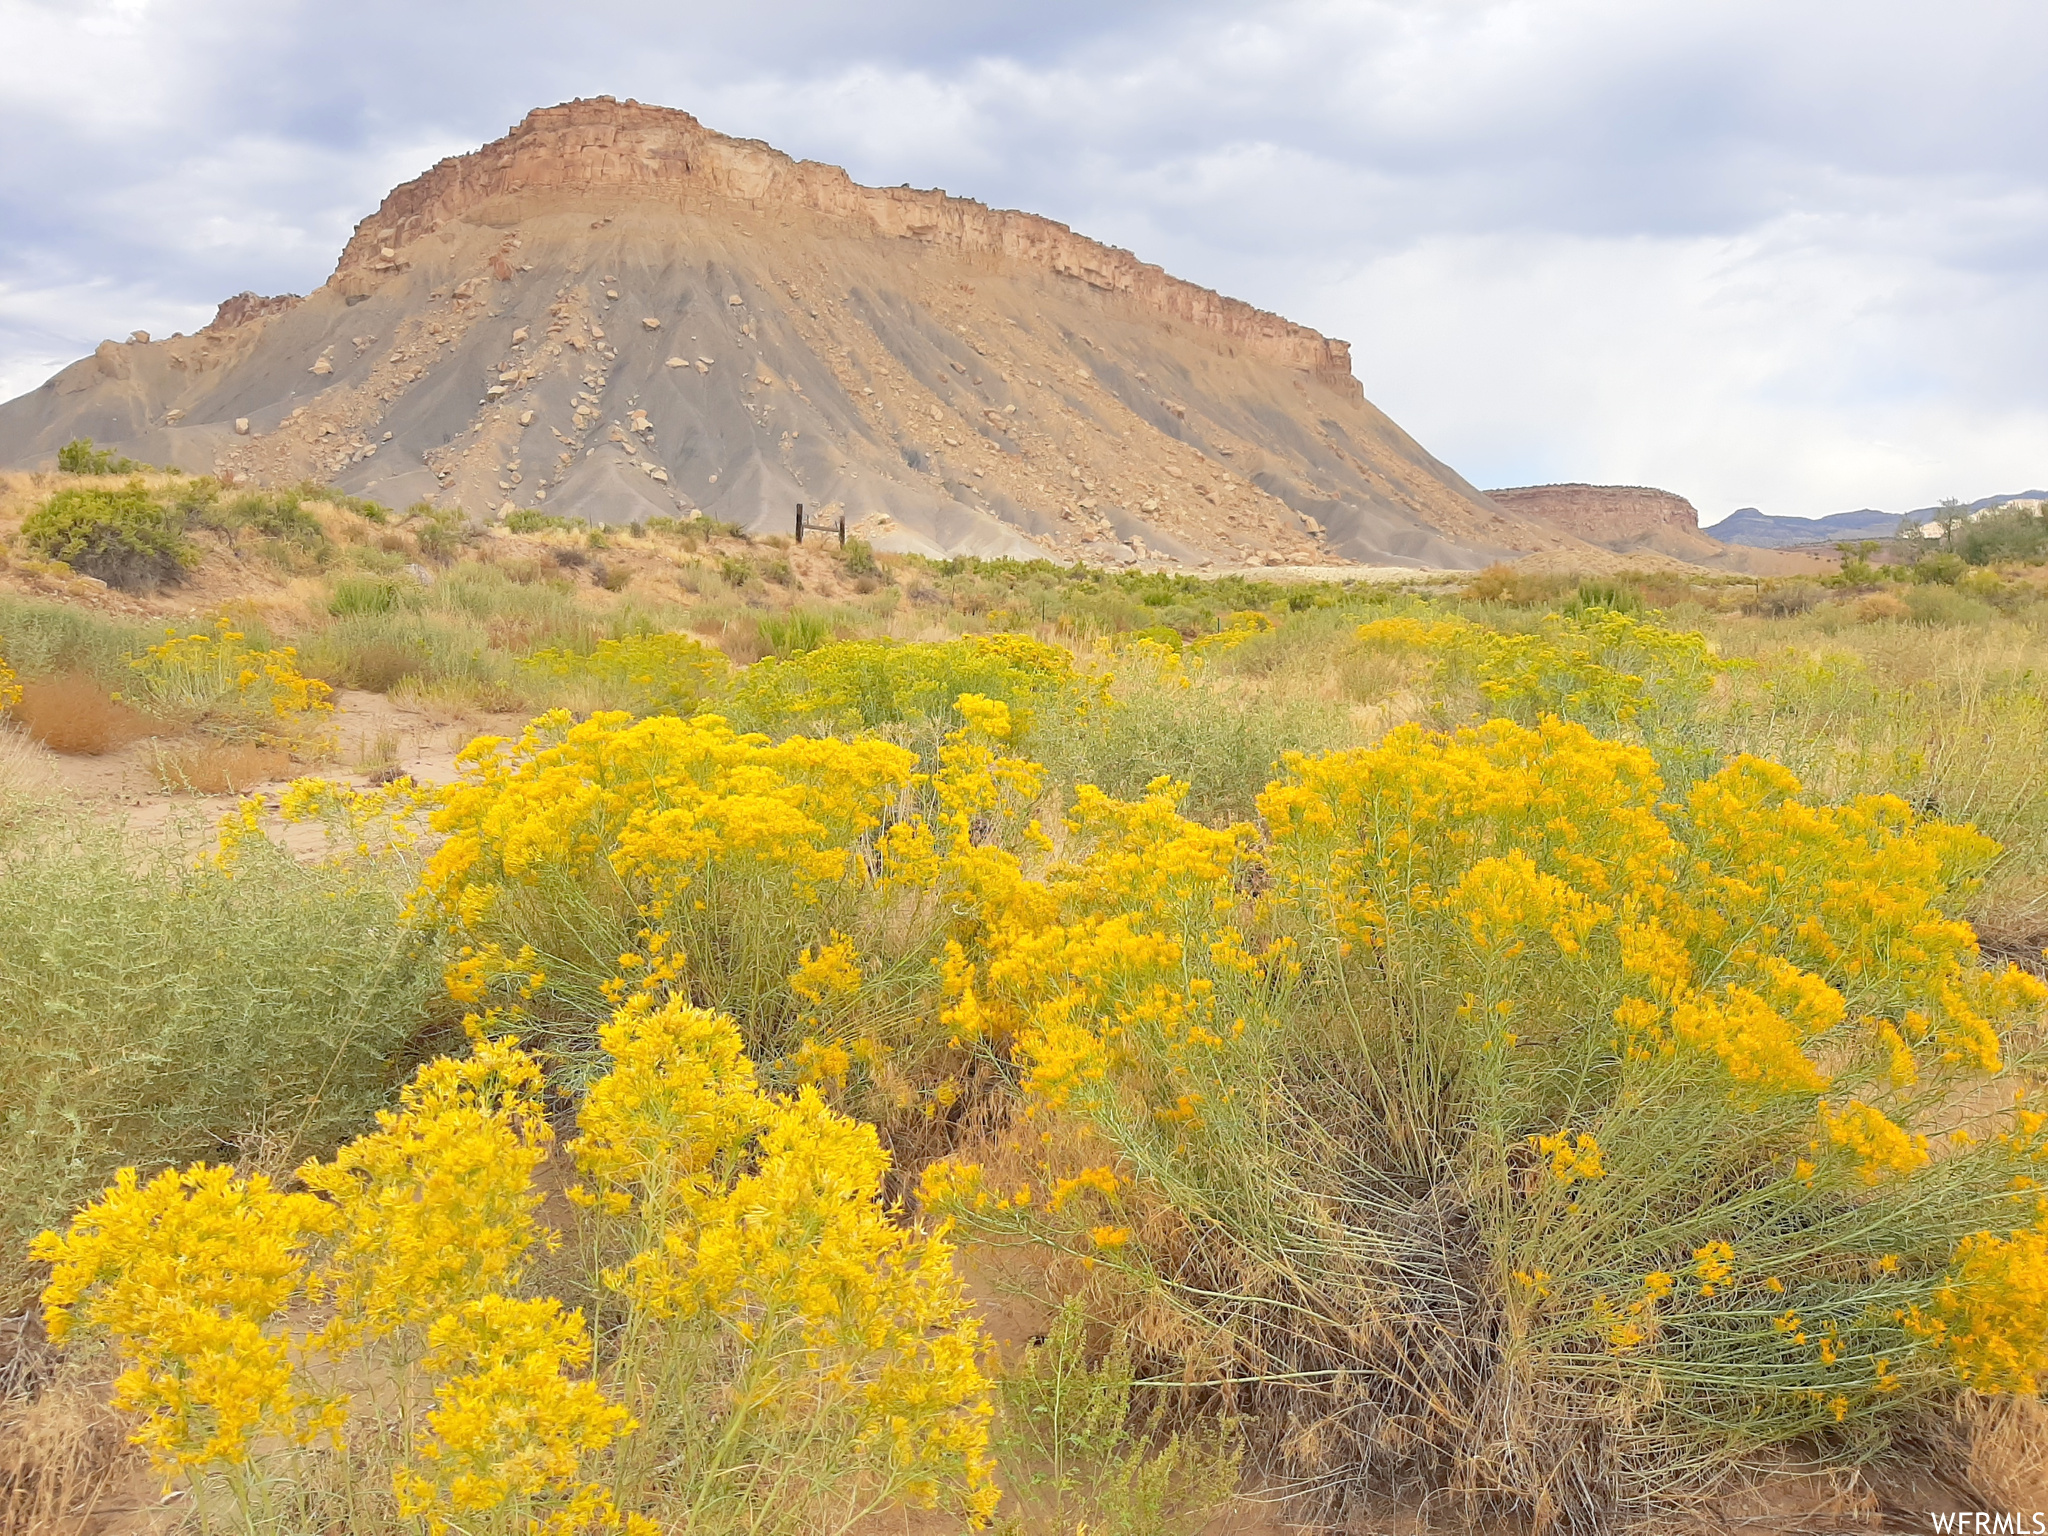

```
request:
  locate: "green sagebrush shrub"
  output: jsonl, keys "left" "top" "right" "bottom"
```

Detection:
{"left": 0, "top": 798, "right": 444, "bottom": 1306}
{"left": 21, "top": 480, "right": 195, "bottom": 590}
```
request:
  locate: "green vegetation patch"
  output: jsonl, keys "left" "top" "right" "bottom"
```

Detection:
{"left": 21, "top": 479, "right": 197, "bottom": 590}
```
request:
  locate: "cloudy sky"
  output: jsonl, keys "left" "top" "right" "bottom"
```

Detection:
{"left": 3, "top": 0, "right": 2042, "bottom": 522}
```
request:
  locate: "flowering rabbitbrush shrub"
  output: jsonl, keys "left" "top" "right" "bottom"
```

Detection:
{"left": 32, "top": 618, "right": 2048, "bottom": 1532}
{"left": 727, "top": 632, "right": 1102, "bottom": 757}
{"left": 39, "top": 1012, "right": 995, "bottom": 1535}
{"left": 925, "top": 715, "right": 2048, "bottom": 1526}
{"left": 126, "top": 613, "right": 334, "bottom": 748}
{"left": 414, "top": 708, "right": 924, "bottom": 1045}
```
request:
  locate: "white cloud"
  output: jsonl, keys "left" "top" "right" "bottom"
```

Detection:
{"left": 2, "top": 0, "right": 2045, "bottom": 514}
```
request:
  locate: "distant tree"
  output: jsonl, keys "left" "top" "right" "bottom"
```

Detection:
{"left": 1833, "top": 539, "right": 1882, "bottom": 585}
{"left": 1933, "top": 496, "right": 1969, "bottom": 550}
{"left": 1895, "top": 514, "right": 1929, "bottom": 565}
{"left": 1955, "top": 501, "right": 2048, "bottom": 566}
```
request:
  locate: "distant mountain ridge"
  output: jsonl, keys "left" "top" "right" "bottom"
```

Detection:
{"left": 1710, "top": 492, "right": 2048, "bottom": 549}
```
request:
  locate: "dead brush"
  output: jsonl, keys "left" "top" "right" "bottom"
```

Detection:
{"left": 151, "top": 739, "right": 292, "bottom": 795}
{"left": 0, "top": 1324, "right": 141, "bottom": 1536}
{"left": 1956, "top": 1393, "right": 2048, "bottom": 1508}
{"left": 9, "top": 671, "right": 152, "bottom": 755}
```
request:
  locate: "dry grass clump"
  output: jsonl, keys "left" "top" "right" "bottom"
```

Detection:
{"left": 0, "top": 1328, "right": 142, "bottom": 1536}
{"left": 11, "top": 671, "right": 152, "bottom": 755}
{"left": 1956, "top": 1393, "right": 2048, "bottom": 1507}
{"left": 151, "top": 740, "right": 293, "bottom": 794}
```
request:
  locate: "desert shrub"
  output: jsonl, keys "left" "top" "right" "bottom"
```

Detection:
{"left": 728, "top": 633, "right": 1101, "bottom": 758}
{"left": 504, "top": 508, "right": 585, "bottom": 533}
{"left": 31, "top": 1004, "right": 997, "bottom": 1535}
{"left": 328, "top": 573, "right": 403, "bottom": 616}
{"left": 0, "top": 803, "right": 440, "bottom": 1307}
{"left": 20, "top": 481, "right": 195, "bottom": 591}
{"left": 720, "top": 555, "right": 754, "bottom": 588}
{"left": 411, "top": 709, "right": 925, "bottom": 1046}
{"left": 1743, "top": 582, "right": 1823, "bottom": 617}
{"left": 405, "top": 501, "right": 470, "bottom": 562}
{"left": 924, "top": 718, "right": 2048, "bottom": 1528}
{"left": 196, "top": 484, "right": 327, "bottom": 547}
{"left": 152, "top": 739, "right": 293, "bottom": 794}
{"left": 843, "top": 536, "right": 883, "bottom": 577}
{"left": 0, "top": 593, "right": 153, "bottom": 683}
{"left": 1905, "top": 585, "right": 1997, "bottom": 627}
{"left": 518, "top": 631, "right": 729, "bottom": 717}
{"left": 125, "top": 615, "right": 334, "bottom": 747}
{"left": 992, "top": 1299, "right": 1240, "bottom": 1535}
{"left": 1857, "top": 591, "right": 1913, "bottom": 623}
{"left": 298, "top": 610, "right": 512, "bottom": 697}
{"left": 1958, "top": 503, "right": 2048, "bottom": 566}
{"left": 1464, "top": 563, "right": 1575, "bottom": 607}
{"left": 1562, "top": 577, "right": 1645, "bottom": 616}
{"left": 54, "top": 438, "right": 141, "bottom": 476}
{"left": 11, "top": 670, "right": 152, "bottom": 754}
{"left": 1355, "top": 606, "right": 1729, "bottom": 770}
{"left": 758, "top": 608, "right": 833, "bottom": 657}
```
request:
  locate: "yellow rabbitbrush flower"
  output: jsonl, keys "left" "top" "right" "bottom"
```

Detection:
{"left": 300, "top": 1034, "right": 555, "bottom": 1346}
{"left": 568, "top": 993, "right": 766, "bottom": 1221}
{"left": 127, "top": 612, "right": 334, "bottom": 740}
{"left": 1356, "top": 607, "right": 1727, "bottom": 727}
{"left": 0, "top": 647, "right": 21, "bottom": 714}
{"left": 790, "top": 932, "right": 863, "bottom": 1005}
{"left": 413, "top": 711, "right": 919, "bottom": 1024}
{"left": 32, "top": 1164, "right": 340, "bottom": 1470}
{"left": 1817, "top": 1098, "right": 1930, "bottom": 1185}
{"left": 1531, "top": 1130, "right": 1606, "bottom": 1185}
{"left": 394, "top": 1295, "right": 635, "bottom": 1535}
{"left": 1906, "top": 1218, "right": 2048, "bottom": 1394}
{"left": 572, "top": 991, "right": 1000, "bottom": 1527}
{"left": 518, "top": 630, "right": 729, "bottom": 718}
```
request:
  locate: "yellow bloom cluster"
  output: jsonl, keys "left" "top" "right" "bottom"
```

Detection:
{"left": 1188, "top": 609, "right": 1277, "bottom": 655}
{"left": 32, "top": 1164, "right": 339, "bottom": 1469}
{"left": 394, "top": 1295, "right": 635, "bottom": 1535}
{"left": 1356, "top": 606, "right": 1727, "bottom": 727}
{"left": 301, "top": 1034, "right": 556, "bottom": 1345}
{"left": 731, "top": 632, "right": 1099, "bottom": 745}
{"left": 572, "top": 989, "right": 1000, "bottom": 1524}
{"left": 0, "top": 646, "right": 21, "bottom": 715}
{"left": 1532, "top": 1130, "right": 1606, "bottom": 1185}
{"left": 128, "top": 613, "right": 334, "bottom": 738}
{"left": 1907, "top": 1218, "right": 2048, "bottom": 1393}
{"left": 1818, "top": 1098, "right": 1930, "bottom": 1185}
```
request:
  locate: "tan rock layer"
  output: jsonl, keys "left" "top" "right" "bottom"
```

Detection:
{"left": 203, "top": 291, "right": 303, "bottom": 334}
{"left": 332, "top": 97, "right": 1357, "bottom": 389}
{"left": 1485, "top": 483, "right": 1702, "bottom": 543}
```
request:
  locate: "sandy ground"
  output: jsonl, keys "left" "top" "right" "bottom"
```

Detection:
{"left": 0, "top": 687, "right": 527, "bottom": 847}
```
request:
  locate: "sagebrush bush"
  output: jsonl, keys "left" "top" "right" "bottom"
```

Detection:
{"left": 0, "top": 798, "right": 442, "bottom": 1307}
{"left": 54, "top": 437, "right": 142, "bottom": 476}
{"left": 20, "top": 480, "right": 195, "bottom": 590}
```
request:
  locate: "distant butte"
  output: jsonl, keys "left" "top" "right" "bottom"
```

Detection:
{"left": 4, "top": 96, "right": 1615, "bottom": 569}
